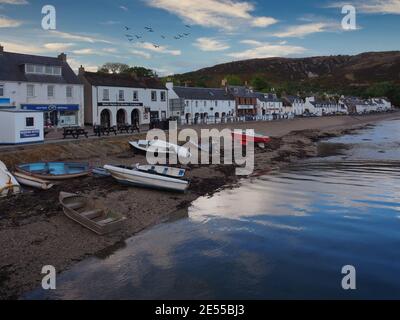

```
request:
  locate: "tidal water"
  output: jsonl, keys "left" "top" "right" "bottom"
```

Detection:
{"left": 26, "top": 119, "right": 400, "bottom": 300}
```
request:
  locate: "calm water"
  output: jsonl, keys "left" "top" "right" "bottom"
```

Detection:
{"left": 26, "top": 119, "right": 400, "bottom": 300}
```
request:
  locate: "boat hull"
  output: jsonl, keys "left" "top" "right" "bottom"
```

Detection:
{"left": 104, "top": 165, "right": 189, "bottom": 193}
{"left": 13, "top": 172, "right": 54, "bottom": 190}
{"left": 16, "top": 162, "right": 90, "bottom": 180}
{"left": 0, "top": 161, "right": 21, "bottom": 197}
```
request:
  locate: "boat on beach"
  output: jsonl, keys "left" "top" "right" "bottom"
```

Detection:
{"left": 130, "top": 140, "right": 191, "bottom": 158}
{"left": 13, "top": 171, "right": 54, "bottom": 190}
{"left": 104, "top": 164, "right": 189, "bottom": 192}
{"left": 136, "top": 164, "right": 186, "bottom": 178}
{"left": 16, "top": 162, "right": 90, "bottom": 180}
{"left": 232, "top": 130, "right": 271, "bottom": 147}
{"left": 92, "top": 167, "right": 111, "bottom": 178}
{"left": 0, "top": 161, "right": 21, "bottom": 197}
{"left": 59, "top": 192, "right": 126, "bottom": 235}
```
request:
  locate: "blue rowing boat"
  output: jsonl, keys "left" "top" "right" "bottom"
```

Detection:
{"left": 16, "top": 162, "right": 90, "bottom": 180}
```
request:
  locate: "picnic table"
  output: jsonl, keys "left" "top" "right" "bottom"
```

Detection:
{"left": 117, "top": 123, "right": 141, "bottom": 134}
{"left": 63, "top": 126, "right": 89, "bottom": 139}
{"left": 93, "top": 125, "right": 118, "bottom": 137}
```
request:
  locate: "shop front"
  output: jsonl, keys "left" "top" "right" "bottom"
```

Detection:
{"left": 20, "top": 104, "right": 80, "bottom": 127}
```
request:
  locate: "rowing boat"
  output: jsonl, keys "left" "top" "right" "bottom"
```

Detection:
{"left": 16, "top": 162, "right": 90, "bottom": 180}
{"left": 13, "top": 171, "right": 54, "bottom": 190}
{"left": 0, "top": 161, "right": 21, "bottom": 197}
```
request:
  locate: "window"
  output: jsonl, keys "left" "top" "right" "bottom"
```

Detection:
{"left": 35, "top": 65, "right": 44, "bottom": 74}
{"left": 25, "top": 64, "right": 61, "bottom": 76}
{"left": 103, "top": 89, "right": 109, "bottom": 101}
{"left": 66, "top": 86, "right": 73, "bottom": 98}
{"left": 45, "top": 66, "right": 53, "bottom": 75}
{"left": 53, "top": 67, "right": 62, "bottom": 76}
{"left": 119, "top": 90, "right": 125, "bottom": 101}
{"left": 151, "top": 91, "right": 157, "bottom": 101}
{"left": 195, "top": 101, "right": 198, "bottom": 108}
{"left": 133, "top": 91, "right": 138, "bottom": 101}
{"left": 26, "top": 117, "right": 34, "bottom": 127}
{"left": 215, "top": 101, "right": 218, "bottom": 107}
{"left": 0, "top": 84, "right": 4, "bottom": 97}
{"left": 27, "top": 84, "right": 35, "bottom": 98}
{"left": 161, "top": 91, "right": 166, "bottom": 102}
{"left": 26, "top": 64, "right": 34, "bottom": 73}
{"left": 204, "top": 101, "right": 207, "bottom": 107}
{"left": 47, "top": 85, "right": 54, "bottom": 98}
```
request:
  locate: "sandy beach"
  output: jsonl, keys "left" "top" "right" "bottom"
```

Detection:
{"left": 0, "top": 112, "right": 399, "bottom": 300}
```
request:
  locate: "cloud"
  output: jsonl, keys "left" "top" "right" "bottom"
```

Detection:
{"left": 43, "top": 43, "right": 75, "bottom": 51}
{"left": 119, "top": 5, "right": 128, "bottom": 11}
{"left": 194, "top": 37, "right": 230, "bottom": 51}
{"left": 101, "top": 20, "right": 121, "bottom": 25}
{"left": 0, "top": 0, "right": 28, "bottom": 4}
{"left": 227, "top": 40, "right": 307, "bottom": 59}
{"left": 134, "top": 41, "right": 181, "bottom": 56}
{"left": 146, "top": 0, "right": 278, "bottom": 31}
{"left": 273, "top": 22, "right": 333, "bottom": 38}
{"left": 0, "top": 15, "right": 22, "bottom": 27}
{"left": 328, "top": 0, "right": 400, "bottom": 14}
{"left": 0, "top": 41, "right": 45, "bottom": 54}
{"left": 102, "top": 48, "right": 118, "bottom": 53}
{"left": 72, "top": 48, "right": 96, "bottom": 55}
{"left": 49, "top": 31, "right": 112, "bottom": 44}
{"left": 130, "top": 49, "right": 152, "bottom": 59}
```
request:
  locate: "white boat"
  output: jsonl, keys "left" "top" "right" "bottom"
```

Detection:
{"left": 13, "top": 171, "right": 54, "bottom": 190}
{"left": 104, "top": 164, "right": 189, "bottom": 192}
{"left": 0, "top": 161, "right": 21, "bottom": 197}
{"left": 136, "top": 164, "right": 186, "bottom": 178}
{"left": 130, "top": 140, "right": 191, "bottom": 158}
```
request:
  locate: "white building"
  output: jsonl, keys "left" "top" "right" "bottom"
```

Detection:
{"left": 0, "top": 109, "right": 44, "bottom": 145}
{"left": 340, "top": 96, "right": 392, "bottom": 114}
{"left": 166, "top": 82, "right": 236, "bottom": 124}
{"left": 304, "top": 97, "right": 341, "bottom": 116}
{"left": 256, "top": 93, "right": 284, "bottom": 119}
{"left": 282, "top": 95, "right": 305, "bottom": 116}
{"left": 0, "top": 45, "right": 84, "bottom": 127}
{"left": 80, "top": 68, "right": 168, "bottom": 127}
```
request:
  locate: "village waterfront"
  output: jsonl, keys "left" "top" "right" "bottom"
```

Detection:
{"left": 0, "top": 112, "right": 399, "bottom": 299}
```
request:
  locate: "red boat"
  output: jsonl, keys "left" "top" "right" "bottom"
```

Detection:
{"left": 232, "top": 130, "right": 271, "bottom": 146}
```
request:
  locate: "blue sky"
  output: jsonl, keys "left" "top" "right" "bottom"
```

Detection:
{"left": 0, "top": 0, "right": 399, "bottom": 75}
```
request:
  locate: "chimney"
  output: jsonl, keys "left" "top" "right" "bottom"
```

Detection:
{"left": 244, "top": 80, "right": 248, "bottom": 87}
{"left": 0, "top": 44, "right": 3, "bottom": 53}
{"left": 78, "top": 65, "right": 85, "bottom": 76}
{"left": 58, "top": 53, "right": 67, "bottom": 62}
{"left": 221, "top": 78, "right": 227, "bottom": 87}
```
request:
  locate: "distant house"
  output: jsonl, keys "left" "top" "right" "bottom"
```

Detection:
{"left": 304, "top": 97, "right": 340, "bottom": 116}
{"left": 79, "top": 68, "right": 168, "bottom": 127}
{"left": 226, "top": 85, "right": 258, "bottom": 117}
{"left": 282, "top": 95, "right": 305, "bottom": 116}
{"left": 340, "top": 96, "right": 392, "bottom": 114}
{"left": 166, "top": 82, "right": 235, "bottom": 123}
{"left": 256, "top": 93, "right": 283, "bottom": 118}
{"left": 0, "top": 44, "right": 84, "bottom": 127}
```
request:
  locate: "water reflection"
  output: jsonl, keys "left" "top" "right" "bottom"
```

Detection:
{"left": 25, "top": 120, "right": 400, "bottom": 300}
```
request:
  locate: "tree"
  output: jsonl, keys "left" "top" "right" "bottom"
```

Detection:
{"left": 250, "top": 76, "right": 271, "bottom": 92}
{"left": 225, "top": 75, "right": 242, "bottom": 86}
{"left": 123, "top": 66, "right": 158, "bottom": 78}
{"left": 98, "top": 62, "right": 130, "bottom": 74}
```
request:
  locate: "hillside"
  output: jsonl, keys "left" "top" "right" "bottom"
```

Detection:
{"left": 167, "top": 51, "right": 400, "bottom": 103}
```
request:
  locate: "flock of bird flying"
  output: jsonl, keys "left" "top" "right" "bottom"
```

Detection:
{"left": 123, "top": 24, "right": 191, "bottom": 49}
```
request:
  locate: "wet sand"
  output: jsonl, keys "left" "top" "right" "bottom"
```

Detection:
{"left": 0, "top": 112, "right": 398, "bottom": 299}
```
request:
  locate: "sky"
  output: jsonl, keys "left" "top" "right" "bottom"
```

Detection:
{"left": 0, "top": 0, "right": 399, "bottom": 76}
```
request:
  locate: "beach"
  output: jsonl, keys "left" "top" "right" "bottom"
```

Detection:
{"left": 0, "top": 112, "right": 399, "bottom": 300}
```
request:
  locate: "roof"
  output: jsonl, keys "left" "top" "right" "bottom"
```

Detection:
{"left": 83, "top": 71, "right": 166, "bottom": 90}
{"left": 0, "top": 51, "right": 81, "bottom": 85}
{"left": 227, "top": 85, "right": 258, "bottom": 98}
{"left": 173, "top": 86, "right": 234, "bottom": 101}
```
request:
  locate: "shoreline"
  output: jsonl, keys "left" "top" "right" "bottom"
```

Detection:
{"left": 0, "top": 112, "right": 399, "bottom": 300}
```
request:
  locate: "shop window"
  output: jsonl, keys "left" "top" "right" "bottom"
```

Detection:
{"left": 0, "top": 84, "right": 4, "bottom": 97}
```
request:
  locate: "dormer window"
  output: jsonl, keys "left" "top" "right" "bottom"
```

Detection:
{"left": 25, "top": 64, "right": 62, "bottom": 76}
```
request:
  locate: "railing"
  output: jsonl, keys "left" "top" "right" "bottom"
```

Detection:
{"left": 177, "top": 114, "right": 295, "bottom": 126}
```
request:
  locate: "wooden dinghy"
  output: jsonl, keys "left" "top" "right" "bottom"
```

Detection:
{"left": 104, "top": 164, "right": 189, "bottom": 193}
{"left": 0, "top": 161, "right": 21, "bottom": 197}
{"left": 136, "top": 164, "right": 186, "bottom": 178}
{"left": 13, "top": 171, "right": 54, "bottom": 190}
{"left": 59, "top": 192, "right": 126, "bottom": 235}
{"left": 16, "top": 162, "right": 91, "bottom": 180}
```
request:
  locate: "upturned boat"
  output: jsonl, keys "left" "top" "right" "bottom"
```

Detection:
{"left": 0, "top": 161, "right": 21, "bottom": 197}
{"left": 130, "top": 140, "right": 191, "bottom": 158}
{"left": 13, "top": 171, "right": 54, "bottom": 190}
{"left": 136, "top": 164, "right": 186, "bottom": 178}
{"left": 16, "top": 162, "right": 90, "bottom": 180}
{"left": 104, "top": 164, "right": 189, "bottom": 192}
{"left": 59, "top": 192, "right": 126, "bottom": 235}
{"left": 232, "top": 131, "right": 271, "bottom": 147}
